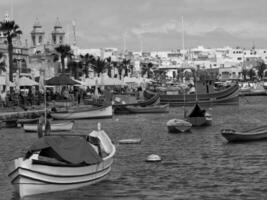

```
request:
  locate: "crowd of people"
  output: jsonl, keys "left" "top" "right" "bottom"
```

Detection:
{"left": 0, "top": 84, "right": 145, "bottom": 108}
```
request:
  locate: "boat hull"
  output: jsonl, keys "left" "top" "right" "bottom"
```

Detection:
{"left": 144, "top": 84, "right": 239, "bottom": 107}
{"left": 11, "top": 167, "right": 110, "bottom": 198}
{"left": 221, "top": 128, "right": 267, "bottom": 143}
{"left": 166, "top": 119, "right": 192, "bottom": 133}
{"left": 113, "top": 94, "right": 160, "bottom": 113}
{"left": 8, "top": 135, "right": 116, "bottom": 198}
{"left": 115, "top": 104, "right": 169, "bottom": 114}
{"left": 186, "top": 116, "right": 212, "bottom": 127}
{"left": 23, "top": 121, "right": 74, "bottom": 132}
{"left": 51, "top": 105, "right": 113, "bottom": 120}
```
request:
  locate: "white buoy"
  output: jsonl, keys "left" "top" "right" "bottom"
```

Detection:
{"left": 115, "top": 118, "right": 119, "bottom": 122}
{"left": 118, "top": 138, "right": 142, "bottom": 144}
{"left": 146, "top": 154, "right": 161, "bottom": 162}
{"left": 97, "top": 122, "right": 101, "bottom": 131}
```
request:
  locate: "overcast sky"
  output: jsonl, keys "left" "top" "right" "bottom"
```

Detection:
{"left": 1, "top": 0, "right": 267, "bottom": 51}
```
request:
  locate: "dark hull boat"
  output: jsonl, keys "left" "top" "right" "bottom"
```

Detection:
{"left": 144, "top": 83, "right": 239, "bottom": 107}
{"left": 221, "top": 125, "right": 267, "bottom": 143}
{"left": 113, "top": 93, "right": 160, "bottom": 114}
{"left": 115, "top": 104, "right": 169, "bottom": 114}
{"left": 186, "top": 103, "right": 212, "bottom": 127}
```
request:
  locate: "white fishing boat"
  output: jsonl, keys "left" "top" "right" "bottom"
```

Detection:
{"left": 166, "top": 119, "right": 192, "bottom": 133}
{"left": 51, "top": 105, "right": 113, "bottom": 120}
{"left": 23, "top": 121, "right": 74, "bottom": 132}
{"left": 8, "top": 124, "right": 116, "bottom": 198}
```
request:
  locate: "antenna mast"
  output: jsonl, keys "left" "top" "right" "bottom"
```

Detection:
{"left": 72, "top": 20, "right": 77, "bottom": 46}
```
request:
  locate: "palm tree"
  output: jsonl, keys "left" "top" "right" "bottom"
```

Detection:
{"left": 141, "top": 62, "right": 153, "bottom": 78}
{"left": 106, "top": 57, "right": 112, "bottom": 77}
{"left": 54, "top": 45, "right": 72, "bottom": 74}
{"left": 91, "top": 57, "right": 106, "bottom": 77}
{"left": 67, "top": 60, "right": 82, "bottom": 79}
{"left": 248, "top": 68, "right": 256, "bottom": 81}
{"left": 256, "top": 61, "right": 266, "bottom": 80}
{"left": 80, "top": 53, "right": 95, "bottom": 78}
{"left": 0, "top": 52, "right": 7, "bottom": 74}
{"left": 115, "top": 62, "right": 124, "bottom": 80}
{"left": 242, "top": 68, "right": 248, "bottom": 81}
{"left": 121, "top": 58, "right": 131, "bottom": 77}
{"left": 0, "top": 20, "right": 22, "bottom": 81}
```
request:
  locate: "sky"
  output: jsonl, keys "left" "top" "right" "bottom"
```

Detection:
{"left": 1, "top": 0, "right": 267, "bottom": 51}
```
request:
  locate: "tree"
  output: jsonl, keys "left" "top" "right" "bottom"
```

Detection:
{"left": 248, "top": 68, "right": 256, "bottom": 81}
{"left": 80, "top": 53, "right": 95, "bottom": 78}
{"left": 116, "top": 62, "right": 124, "bottom": 80}
{"left": 0, "top": 20, "right": 22, "bottom": 81}
{"left": 106, "top": 57, "right": 112, "bottom": 77}
{"left": 256, "top": 61, "right": 266, "bottom": 80}
{"left": 91, "top": 57, "right": 106, "bottom": 77}
{"left": 67, "top": 60, "right": 82, "bottom": 79}
{"left": 0, "top": 52, "right": 7, "bottom": 74}
{"left": 121, "top": 58, "right": 131, "bottom": 77}
{"left": 54, "top": 45, "right": 72, "bottom": 74}
{"left": 242, "top": 68, "right": 248, "bottom": 81}
{"left": 141, "top": 62, "right": 153, "bottom": 78}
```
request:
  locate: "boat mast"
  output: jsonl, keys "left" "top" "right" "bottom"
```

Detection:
{"left": 182, "top": 16, "right": 186, "bottom": 117}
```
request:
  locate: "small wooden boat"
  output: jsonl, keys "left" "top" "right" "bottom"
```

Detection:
{"left": 116, "top": 104, "right": 169, "bottom": 114}
{"left": 118, "top": 138, "right": 142, "bottom": 144}
{"left": 166, "top": 119, "right": 192, "bottom": 133}
{"left": 221, "top": 125, "right": 267, "bottom": 143}
{"left": 113, "top": 93, "right": 160, "bottom": 114}
{"left": 23, "top": 121, "right": 74, "bottom": 132}
{"left": 186, "top": 104, "right": 212, "bottom": 126}
{"left": 8, "top": 125, "right": 116, "bottom": 198}
{"left": 50, "top": 105, "right": 113, "bottom": 120}
{"left": 17, "top": 118, "right": 40, "bottom": 127}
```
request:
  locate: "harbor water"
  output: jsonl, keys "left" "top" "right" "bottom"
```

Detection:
{"left": 1, "top": 96, "right": 267, "bottom": 200}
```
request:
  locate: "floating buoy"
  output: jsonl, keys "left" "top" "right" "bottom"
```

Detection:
{"left": 115, "top": 118, "right": 119, "bottom": 122}
{"left": 118, "top": 138, "right": 142, "bottom": 144}
{"left": 146, "top": 154, "right": 161, "bottom": 162}
{"left": 97, "top": 122, "right": 101, "bottom": 131}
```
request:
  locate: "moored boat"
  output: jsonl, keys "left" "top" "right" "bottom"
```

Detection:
{"left": 166, "top": 119, "right": 192, "bottom": 133}
{"left": 186, "top": 103, "right": 212, "bottom": 126}
{"left": 50, "top": 105, "right": 113, "bottom": 120}
{"left": 23, "top": 121, "right": 74, "bottom": 132}
{"left": 113, "top": 93, "right": 160, "bottom": 113}
{"left": 144, "top": 83, "right": 239, "bottom": 106}
{"left": 221, "top": 125, "right": 267, "bottom": 143}
{"left": 8, "top": 125, "right": 116, "bottom": 198}
{"left": 115, "top": 104, "right": 169, "bottom": 114}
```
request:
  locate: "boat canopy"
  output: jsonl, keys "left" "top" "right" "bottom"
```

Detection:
{"left": 188, "top": 103, "right": 206, "bottom": 117}
{"left": 26, "top": 136, "right": 102, "bottom": 165}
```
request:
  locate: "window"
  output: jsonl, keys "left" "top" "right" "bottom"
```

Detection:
{"left": 39, "top": 36, "right": 42, "bottom": 44}
{"left": 237, "top": 57, "right": 242, "bottom": 60}
{"left": 59, "top": 36, "right": 63, "bottom": 43}
{"left": 32, "top": 35, "right": 35, "bottom": 46}
{"left": 52, "top": 35, "right": 56, "bottom": 44}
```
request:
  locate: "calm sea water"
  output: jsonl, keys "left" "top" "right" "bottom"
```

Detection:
{"left": 1, "top": 96, "right": 267, "bottom": 200}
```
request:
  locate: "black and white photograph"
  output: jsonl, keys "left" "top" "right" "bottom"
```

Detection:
{"left": 0, "top": 0, "right": 267, "bottom": 199}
